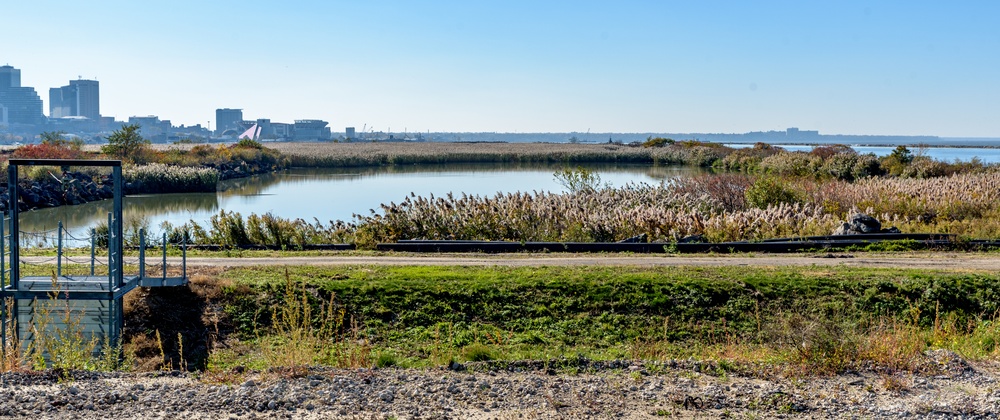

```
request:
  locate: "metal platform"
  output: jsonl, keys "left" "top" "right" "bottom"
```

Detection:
{"left": 1, "top": 159, "right": 189, "bottom": 362}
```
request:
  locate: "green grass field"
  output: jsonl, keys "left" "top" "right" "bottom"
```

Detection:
{"left": 201, "top": 264, "right": 1000, "bottom": 375}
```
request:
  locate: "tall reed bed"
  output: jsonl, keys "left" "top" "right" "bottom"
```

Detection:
{"left": 169, "top": 169, "right": 1000, "bottom": 247}
{"left": 124, "top": 163, "right": 219, "bottom": 194}
{"left": 267, "top": 141, "right": 729, "bottom": 167}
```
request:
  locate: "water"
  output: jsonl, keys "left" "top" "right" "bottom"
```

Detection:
{"left": 19, "top": 163, "right": 704, "bottom": 244}
{"left": 724, "top": 144, "right": 1000, "bottom": 163}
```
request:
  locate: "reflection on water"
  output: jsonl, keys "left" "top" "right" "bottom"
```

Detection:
{"left": 19, "top": 193, "right": 220, "bottom": 237}
{"left": 20, "top": 162, "right": 703, "bottom": 244}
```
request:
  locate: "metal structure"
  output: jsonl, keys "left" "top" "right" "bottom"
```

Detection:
{"left": 0, "top": 159, "right": 187, "bottom": 359}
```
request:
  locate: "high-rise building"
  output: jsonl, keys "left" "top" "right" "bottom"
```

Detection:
{"left": 215, "top": 108, "right": 243, "bottom": 136}
{"left": 50, "top": 79, "right": 100, "bottom": 120}
{"left": 0, "top": 65, "right": 44, "bottom": 126}
{"left": 0, "top": 65, "right": 21, "bottom": 89}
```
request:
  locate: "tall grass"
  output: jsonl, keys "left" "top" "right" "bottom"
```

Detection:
{"left": 217, "top": 265, "right": 1000, "bottom": 373}
{"left": 267, "top": 141, "right": 732, "bottom": 167}
{"left": 167, "top": 168, "right": 1000, "bottom": 247}
{"left": 124, "top": 163, "right": 219, "bottom": 194}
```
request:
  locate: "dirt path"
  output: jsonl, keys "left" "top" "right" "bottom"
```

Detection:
{"left": 34, "top": 251, "right": 999, "bottom": 270}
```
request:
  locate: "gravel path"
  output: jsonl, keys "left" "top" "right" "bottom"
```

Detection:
{"left": 1, "top": 351, "right": 997, "bottom": 419}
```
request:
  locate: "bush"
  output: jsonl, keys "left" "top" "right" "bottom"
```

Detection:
{"left": 745, "top": 177, "right": 799, "bottom": 209}
{"left": 12, "top": 143, "right": 88, "bottom": 160}
{"left": 759, "top": 152, "right": 823, "bottom": 177}
{"left": 810, "top": 144, "right": 855, "bottom": 159}
{"left": 642, "top": 137, "right": 675, "bottom": 148}
{"left": 820, "top": 152, "right": 882, "bottom": 181}
{"left": 102, "top": 124, "right": 150, "bottom": 163}
{"left": 717, "top": 143, "right": 784, "bottom": 171}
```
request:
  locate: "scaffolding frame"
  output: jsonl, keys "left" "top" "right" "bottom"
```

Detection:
{"left": 1, "top": 159, "right": 134, "bottom": 357}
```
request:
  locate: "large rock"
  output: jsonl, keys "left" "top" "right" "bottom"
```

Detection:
{"left": 832, "top": 213, "right": 882, "bottom": 235}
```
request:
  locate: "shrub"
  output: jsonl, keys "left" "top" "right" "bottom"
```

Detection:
{"left": 642, "top": 137, "right": 675, "bottom": 148}
{"left": 820, "top": 152, "right": 882, "bottom": 181}
{"left": 553, "top": 167, "right": 603, "bottom": 193}
{"left": 717, "top": 143, "right": 785, "bottom": 171}
{"left": 810, "top": 144, "right": 855, "bottom": 159}
{"left": 102, "top": 124, "right": 151, "bottom": 163}
{"left": 12, "top": 143, "right": 88, "bottom": 160}
{"left": 759, "top": 151, "right": 823, "bottom": 177}
{"left": 745, "top": 177, "right": 799, "bottom": 209}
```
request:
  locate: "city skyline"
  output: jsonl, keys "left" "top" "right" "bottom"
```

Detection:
{"left": 3, "top": 1, "right": 1000, "bottom": 138}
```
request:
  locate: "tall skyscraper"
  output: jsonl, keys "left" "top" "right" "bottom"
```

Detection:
{"left": 0, "top": 65, "right": 44, "bottom": 126}
{"left": 50, "top": 79, "right": 100, "bottom": 120}
{"left": 215, "top": 108, "right": 243, "bottom": 135}
{"left": 0, "top": 65, "right": 21, "bottom": 89}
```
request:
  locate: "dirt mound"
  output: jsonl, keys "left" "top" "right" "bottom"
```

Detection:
{"left": 123, "top": 269, "right": 231, "bottom": 371}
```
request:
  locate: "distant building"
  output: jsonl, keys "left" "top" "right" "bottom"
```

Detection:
{"left": 0, "top": 65, "right": 21, "bottom": 89}
{"left": 345, "top": 127, "right": 356, "bottom": 140}
{"left": 0, "top": 65, "right": 44, "bottom": 126}
{"left": 292, "top": 120, "right": 331, "bottom": 141}
{"left": 50, "top": 79, "right": 100, "bottom": 120}
{"left": 215, "top": 108, "right": 243, "bottom": 136}
{"left": 128, "top": 115, "right": 168, "bottom": 138}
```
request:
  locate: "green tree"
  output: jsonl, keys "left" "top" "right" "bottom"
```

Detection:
{"left": 881, "top": 145, "right": 914, "bottom": 176}
{"left": 102, "top": 124, "right": 150, "bottom": 162}
{"left": 40, "top": 130, "right": 67, "bottom": 144}
{"left": 554, "top": 166, "right": 604, "bottom": 193}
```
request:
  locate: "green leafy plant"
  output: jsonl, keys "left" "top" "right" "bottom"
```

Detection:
{"left": 102, "top": 124, "right": 151, "bottom": 162}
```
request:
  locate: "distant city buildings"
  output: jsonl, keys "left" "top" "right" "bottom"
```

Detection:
{"left": 50, "top": 79, "right": 100, "bottom": 120}
{"left": 0, "top": 62, "right": 337, "bottom": 143}
{"left": 215, "top": 108, "right": 243, "bottom": 136}
{"left": 0, "top": 65, "right": 45, "bottom": 127}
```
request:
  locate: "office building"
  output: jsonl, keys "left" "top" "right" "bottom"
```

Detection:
{"left": 292, "top": 120, "right": 331, "bottom": 140}
{"left": 0, "top": 65, "right": 44, "bottom": 126}
{"left": 215, "top": 108, "right": 243, "bottom": 136}
{"left": 50, "top": 79, "right": 100, "bottom": 120}
{"left": 0, "top": 65, "right": 20, "bottom": 89}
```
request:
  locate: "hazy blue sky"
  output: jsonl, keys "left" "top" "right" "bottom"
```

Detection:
{"left": 4, "top": 1, "right": 998, "bottom": 136}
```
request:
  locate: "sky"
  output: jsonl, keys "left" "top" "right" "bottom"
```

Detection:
{"left": 3, "top": 1, "right": 999, "bottom": 137}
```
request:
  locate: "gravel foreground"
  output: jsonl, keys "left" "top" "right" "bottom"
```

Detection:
{"left": 1, "top": 351, "right": 997, "bottom": 419}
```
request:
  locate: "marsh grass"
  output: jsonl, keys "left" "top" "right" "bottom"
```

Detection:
{"left": 236, "top": 269, "right": 372, "bottom": 374}
{"left": 214, "top": 264, "right": 1000, "bottom": 373}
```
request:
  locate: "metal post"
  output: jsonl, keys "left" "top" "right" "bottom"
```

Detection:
{"left": 90, "top": 228, "right": 95, "bottom": 276}
{"left": 1, "top": 215, "right": 5, "bottom": 359}
{"left": 1, "top": 217, "right": 5, "bottom": 288}
{"left": 107, "top": 212, "right": 113, "bottom": 290}
{"left": 5, "top": 164, "right": 18, "bottom": 350}
{"left": 57, "top": 221, "right": 63, "bottom": 277}
{"left": 113, "top": 166, "right": 123, "bottom": 289}
{"left": 139, "top": 229, "right": 146, "bottom": 280}
{"left": 162, "top": 232, "right": 167, "bottom": 285}
{"left": 182, "top": 234, "right": 187, "bottom": 281}
{"left": 8, "top": 164, "right": 19, "bottom": 291}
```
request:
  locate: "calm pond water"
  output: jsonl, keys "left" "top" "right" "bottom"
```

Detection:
{"left": 19, "top": 163, "right": 704, "bottom": 244}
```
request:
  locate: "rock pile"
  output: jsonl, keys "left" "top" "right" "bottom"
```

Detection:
{"left": 0, "top": 172, "right": 114, "bottom": 212}
{"left": 833, "top": 213, "right": 900, "bottom": 235}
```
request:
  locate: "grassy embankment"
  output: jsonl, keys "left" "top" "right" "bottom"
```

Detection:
{"left": 110, "top": 263, "right": 1000, "bottom": 377}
